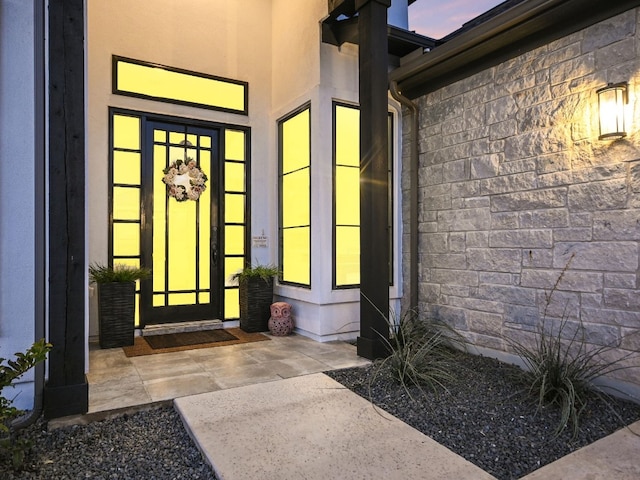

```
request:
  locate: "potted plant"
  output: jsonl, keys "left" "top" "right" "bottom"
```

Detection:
{"left": 89, "top": 263, "right": 151, "bottom": 348}
{"left": 233, "top": 264, "right": 280, "bottom": 332}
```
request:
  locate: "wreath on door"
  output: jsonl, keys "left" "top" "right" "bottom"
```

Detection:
{"left": 162, "top": 158, "right": 208, "bottom": 202}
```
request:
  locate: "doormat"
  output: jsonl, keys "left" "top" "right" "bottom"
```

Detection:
{"left": 122, "top": 327, "right": 269, "bottom": 357}
{"left": 146, "top": 329, "right": 237, "bottom": 349}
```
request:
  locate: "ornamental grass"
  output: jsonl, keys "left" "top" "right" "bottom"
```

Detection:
{"left": 508, "top": 255, "right": 639, "bottom": 438}
{"left": 366, "top": 297, "right": 465, "bottom": 400}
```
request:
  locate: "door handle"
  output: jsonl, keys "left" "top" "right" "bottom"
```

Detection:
{"left": 211, "top": 241, "right": 218, "bottom": 266}
{"left": 211, "top": 227, "right": 219, "bottom": 266}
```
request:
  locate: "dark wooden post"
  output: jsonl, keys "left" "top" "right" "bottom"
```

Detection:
{"left": 356, "top": 0, "right": 391, "bottom": 360}
{"left": 44, "top": 0, "right": 88, "bottom": 418}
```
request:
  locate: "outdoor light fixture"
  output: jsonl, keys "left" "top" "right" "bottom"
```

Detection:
{"left": 597, "top": 82, "right": 628, "bottom": 140}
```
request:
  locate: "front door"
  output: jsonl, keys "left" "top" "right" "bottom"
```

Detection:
{"left": 140, "top": 121, "right": 220, "bottom": 325}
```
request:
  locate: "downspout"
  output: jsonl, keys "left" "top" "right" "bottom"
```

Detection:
{"left": 389, "top": 80, "right": 419, "bottom": 313}
{"left": 11, "top": 0, "right": 47, "bottom": 432}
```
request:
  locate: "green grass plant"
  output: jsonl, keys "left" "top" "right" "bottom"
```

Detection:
{"left": 231, "top": 263, "right": 280, "bottom": 283}
{"left": 509, "top": 256, "right": 639, "bottom": 438}
{"left": 510, "top": 316, "right": 636, "bottom": 438}
{"left": 89, "top": 263, "right": 151, "bottom": 283}
{"left": 368, "top": 301, "right": 465, "bottom": 400}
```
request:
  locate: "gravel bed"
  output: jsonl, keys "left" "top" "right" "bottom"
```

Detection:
{"left": 325, "top": 351, "right": 640, "bottom": 480}
{"left": 2, "top": 406, "right": 216, "bottom": 479}
{"left": 3, "top": 351, "right": 639, "bottom": 479}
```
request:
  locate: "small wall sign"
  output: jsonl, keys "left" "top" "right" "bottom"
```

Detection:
{"left": 252, "top": 234, "right": 268, "bottom": 248}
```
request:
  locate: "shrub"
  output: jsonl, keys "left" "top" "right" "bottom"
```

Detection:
{"left": 1, "top": 338, "right": 52, "bottom": 469}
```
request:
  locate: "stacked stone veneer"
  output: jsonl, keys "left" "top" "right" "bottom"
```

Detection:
{"left": 404, "top": 9, "right": 640, "bottom": 389}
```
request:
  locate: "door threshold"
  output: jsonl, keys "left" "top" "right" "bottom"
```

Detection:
{"left": 142, "top": 319, "right": 223, "bottom": 336}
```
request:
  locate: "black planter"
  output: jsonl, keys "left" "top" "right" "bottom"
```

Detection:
{"left": 97, "top": 281, "right": 136, "bottom": 348}
{"left": 239, "top": 277, "right": 273, "bottom": 332}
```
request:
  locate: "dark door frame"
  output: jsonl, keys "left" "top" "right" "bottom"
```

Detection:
{"left": 140, "top": 119, "right": 221, "bottom": 326}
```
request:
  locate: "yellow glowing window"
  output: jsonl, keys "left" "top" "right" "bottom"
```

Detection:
{"left": 223, "top": 129, "right": 247, "bottom": 320}
{"left": 113, "top": 151, "right": 141, "bottom": 185}
{"left": 112, "top": 223, "right": 139, "bottom": 257}
{"left": 335, "top": 166, "right": 359, "bottom": 225}
{"left": 333, "top": 103, "right": 394, "bottom": 288}
{"left": 336, "top": 226, "right": 360, "bottom": 286}
{"left": 111, "top": 112, "right": 144, "bottom": 325}
{"left": 225, "top": 162, "right": 245, "bottom": 192}
{"left": 282, "top": 110, "right": 310, "bottom": 174}
{"left": 113, "top": 56, "right": 248, "bottom": 114}
{"left": 112, "top": 188, "right": 140, "bottom": 220}
{"left": 279, "top": 106, "right": 311, "bottom": 287}
{"left": 113, "top": 115, "right": 140, "bottom": 150}
{"left": 225, "top": 226, "right": 245, "bottom": 256}
{"left": 225, "top": 194, "right": 245, "bottom": 224}
{"left": 335, "top": 106, "right": 360, "bottom": 167}
{"left": 282, "top": 227, "right": 311, "bottom": 285}
{"left": 334, "top": 104, "right": 360, "bottom": 287}
{"left": 225, "top": 257, "right": 244, "bottom": 286}
{"left": 225, "top": 130, "right": 246, "bottom": 161}
{"left": 225, "top": 289, "right": 240, "bottom": 319}
{"left": 282, "top": 170, "right": 310, "bottom": 227}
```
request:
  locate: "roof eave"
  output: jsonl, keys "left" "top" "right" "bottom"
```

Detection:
{"left": 390, "top": 0, "right": 640, "bottom": 99}
{"left": 321, "top": 16, "right": 436, "bottom": 58}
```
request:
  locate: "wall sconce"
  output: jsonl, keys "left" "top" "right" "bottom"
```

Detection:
{"left": 597, "top": 82, "right": 628, "bottom": 140}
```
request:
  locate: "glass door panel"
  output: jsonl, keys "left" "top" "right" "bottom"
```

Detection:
{"left": 141, "top": 121, "right": 219, "bottom": 324}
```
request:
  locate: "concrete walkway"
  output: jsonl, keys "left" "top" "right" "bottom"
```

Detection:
{"left": 175, "top": 373, "right": 496, "bottom": 480}
{"left": 176, "top": 373, "right": 640, "bottom": 480}
{"left": 87, "top": 333, "right": 370, "bottom": 413}
{"left": 86, "top": 333, "right": 640, "bottom": 479}
{"left": 520, "top": 419, "right": 640, "bottom": 480}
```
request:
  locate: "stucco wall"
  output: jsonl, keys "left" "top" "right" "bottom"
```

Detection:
{"left": 408, "top": 9, "right": 640, "bottom": 391}
{"left": 87, "top": 0, "right": 406, "bottom": 341}
{"left": 0, "top": 0, "right": 37, "bottom": 410}
{"left": 87, "top": 0, "right": 361, "bottom": 341}
{"left": 272, "top": 10, "right": 405, "bottom": 340}
{"left": 87, "top": 0, "right": 274, "bottom": 336}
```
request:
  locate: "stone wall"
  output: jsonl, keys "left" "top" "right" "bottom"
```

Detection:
{"left": 406, "top": 9, "right": 640, "bottom": 389}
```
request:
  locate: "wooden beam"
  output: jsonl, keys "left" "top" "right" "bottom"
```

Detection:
{"left": 44, "top": 0, "right": 88, "bottom": 419}
{"left": 356, "top": 0, "right": 391, "bottom": 360}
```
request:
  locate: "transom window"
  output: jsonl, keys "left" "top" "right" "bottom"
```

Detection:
{"left": 113, "top": 56, "right": 248, "bottom": 115}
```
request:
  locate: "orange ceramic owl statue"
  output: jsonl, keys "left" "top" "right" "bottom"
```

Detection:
{"left": 268, "top": 301, "right": 294, "bottom": 336}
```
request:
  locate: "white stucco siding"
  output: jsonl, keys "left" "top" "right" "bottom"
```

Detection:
{"left": 87, "top": 0, "right": 274, "bottom": 336}
{"left": 269, "top": 1, "right": 406, "bottom": 338}
{"left": 271, "top": 0, "right": 324, "bottom": 110}
{"left": 0, "top": 0, "right": 37, "bottom": 410}
{"left": 87, "top": 0, "right": 406, "bottom": 341}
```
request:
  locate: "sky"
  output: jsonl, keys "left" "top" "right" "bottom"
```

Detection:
{"left": 408, "top": 0, "right": 506, "bottom": 39}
